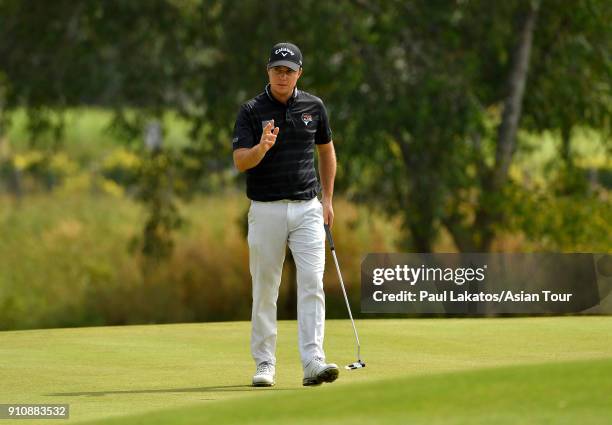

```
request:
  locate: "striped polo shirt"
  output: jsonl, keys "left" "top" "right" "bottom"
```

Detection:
{"left": 232, "top": 84, "right": 333, "bottom": 201}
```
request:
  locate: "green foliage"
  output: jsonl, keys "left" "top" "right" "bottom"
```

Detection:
{"left": 0, "top": 0, "right": 610, "bottom": 261}
{"left": 505, "top": 180, "right": 612, "bottom": 251}
{"left": 523, "top": 0, "right": 612, "bottom": 136}
{"left": 100, "top": 147, "right": 141, "bottom": 188}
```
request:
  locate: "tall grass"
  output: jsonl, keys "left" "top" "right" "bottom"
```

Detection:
{"left": 0, "top": 191, "right": 399, "bottom": 330}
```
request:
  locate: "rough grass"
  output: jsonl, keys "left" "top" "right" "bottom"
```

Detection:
{"left": 0, "top": 192, "right": 398, "bottom": 330}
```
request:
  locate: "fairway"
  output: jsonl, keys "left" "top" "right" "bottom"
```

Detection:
{"left": 1, "top": 318, "right": 611, "bottom": 424}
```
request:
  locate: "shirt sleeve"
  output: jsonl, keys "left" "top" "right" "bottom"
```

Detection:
{"left": 232, "top": 105, "right": 256, "bottom": 151}
{"left": 315, "top": 101, "right": 333, "bottom": 145}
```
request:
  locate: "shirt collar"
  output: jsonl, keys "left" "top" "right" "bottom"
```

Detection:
{"left": 265, "top": 84, "right": 299, "bottom": 106}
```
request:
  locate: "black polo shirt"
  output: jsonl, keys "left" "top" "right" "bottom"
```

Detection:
{"left": 232, "top": 84, "right": 333, "bottom": 201}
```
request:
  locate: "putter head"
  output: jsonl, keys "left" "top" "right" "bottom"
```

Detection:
{"left": 345, "top": 360, "right": 366, "bottom": 370}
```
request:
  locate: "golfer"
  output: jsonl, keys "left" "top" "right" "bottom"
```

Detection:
{"left": 232, "top": 42, "right": 339, "bottom": 387}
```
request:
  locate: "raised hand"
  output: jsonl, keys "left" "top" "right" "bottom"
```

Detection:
{"left": 259, "top": 120, "right": 280, "bottom": 153}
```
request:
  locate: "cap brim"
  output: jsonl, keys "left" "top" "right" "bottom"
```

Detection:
{"left": 267, "top": 60, "right": 301, "bottom": 71}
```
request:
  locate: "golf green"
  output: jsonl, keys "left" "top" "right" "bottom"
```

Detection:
{"left": 1, "top": 318, "right": 610, "bottom": 424}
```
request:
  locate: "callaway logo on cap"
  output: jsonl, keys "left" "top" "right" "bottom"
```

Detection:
{"left": 267, "top": 42, "right": 303, "bottom": 71}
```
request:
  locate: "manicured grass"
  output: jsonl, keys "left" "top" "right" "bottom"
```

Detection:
{"left": 86, "top": 358, "right": 612, "bottom": 425}
{"left": 0, "top": 317, "right": 610, "bottom": 424}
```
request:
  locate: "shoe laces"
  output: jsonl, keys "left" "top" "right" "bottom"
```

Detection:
{"left": 311, "top": 356, "right": 325, "bottom": 367}
{"left": 257, "top": 361, "right": 274, "bottom": 374}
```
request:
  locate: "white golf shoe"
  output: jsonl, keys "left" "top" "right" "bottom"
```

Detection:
{"left": 303, "top": 356, "right": 339, "bottom": 386}
{"left": 252, "top": 361, "right": 275, "bottom": 387}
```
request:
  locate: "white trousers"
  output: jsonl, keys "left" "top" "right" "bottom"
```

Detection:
{"left": 248, "top": 197, "right": 326, "bottom": 368}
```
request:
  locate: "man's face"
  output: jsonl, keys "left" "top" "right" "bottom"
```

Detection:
{"left": 267, "top": 66, "right": 302, "bottom": 97}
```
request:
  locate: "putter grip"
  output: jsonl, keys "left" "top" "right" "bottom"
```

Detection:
{"left": 324, "top": 223, "right": 335, "bottom": 250}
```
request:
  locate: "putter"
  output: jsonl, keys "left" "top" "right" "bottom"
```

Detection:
{"left": 324, "top": 223, "right": 366, "bottom": 370}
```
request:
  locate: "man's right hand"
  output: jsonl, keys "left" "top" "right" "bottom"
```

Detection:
{"left": 233, "top": 120, "right": 280, "bottom": 172}
{"left": 259, "top": 120, "right": 280, "bottom": 153}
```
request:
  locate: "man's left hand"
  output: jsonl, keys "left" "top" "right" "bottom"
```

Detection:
{"left": 322, "top": 199, "right": 334, "bottom": 228}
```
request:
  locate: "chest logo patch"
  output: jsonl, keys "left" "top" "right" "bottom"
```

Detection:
{"left": 301, "top": 113, "right": 313, "bottom": 126}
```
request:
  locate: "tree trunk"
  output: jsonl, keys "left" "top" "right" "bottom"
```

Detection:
{"left": 398, "top": 133, "right": 437, "bottom": 252}
{"left": 474, "top": 0, "right": 540, "bottom": 251}
{"left": 0, "top": 115, "right": 24, "bottom": 200}
{"left": 410, "top": 223, "right": 434, "bottom": 252}
{"left": 442, "top": 213, "right": 478, "bottom": 252}
{"left": 490, "top": 0, "right": 540, "bottom": 190}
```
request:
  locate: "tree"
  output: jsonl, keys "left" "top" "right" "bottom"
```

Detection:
{"left": 1, "top": 0, "right": 609, "bottom": 255}
{"left": 0, "top": 0, "right": 214, "bottom": 259}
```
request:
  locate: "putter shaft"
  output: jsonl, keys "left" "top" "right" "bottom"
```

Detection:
{"left": 324, "top": 223, "right": 363, "bottom": 365}
{"left": 330, "top": 250, "right": 361, "bottom": 361}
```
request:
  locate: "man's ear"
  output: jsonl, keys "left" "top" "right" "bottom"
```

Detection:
{"left": 297, "top": 68, "right": 303, "bottom": 79}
